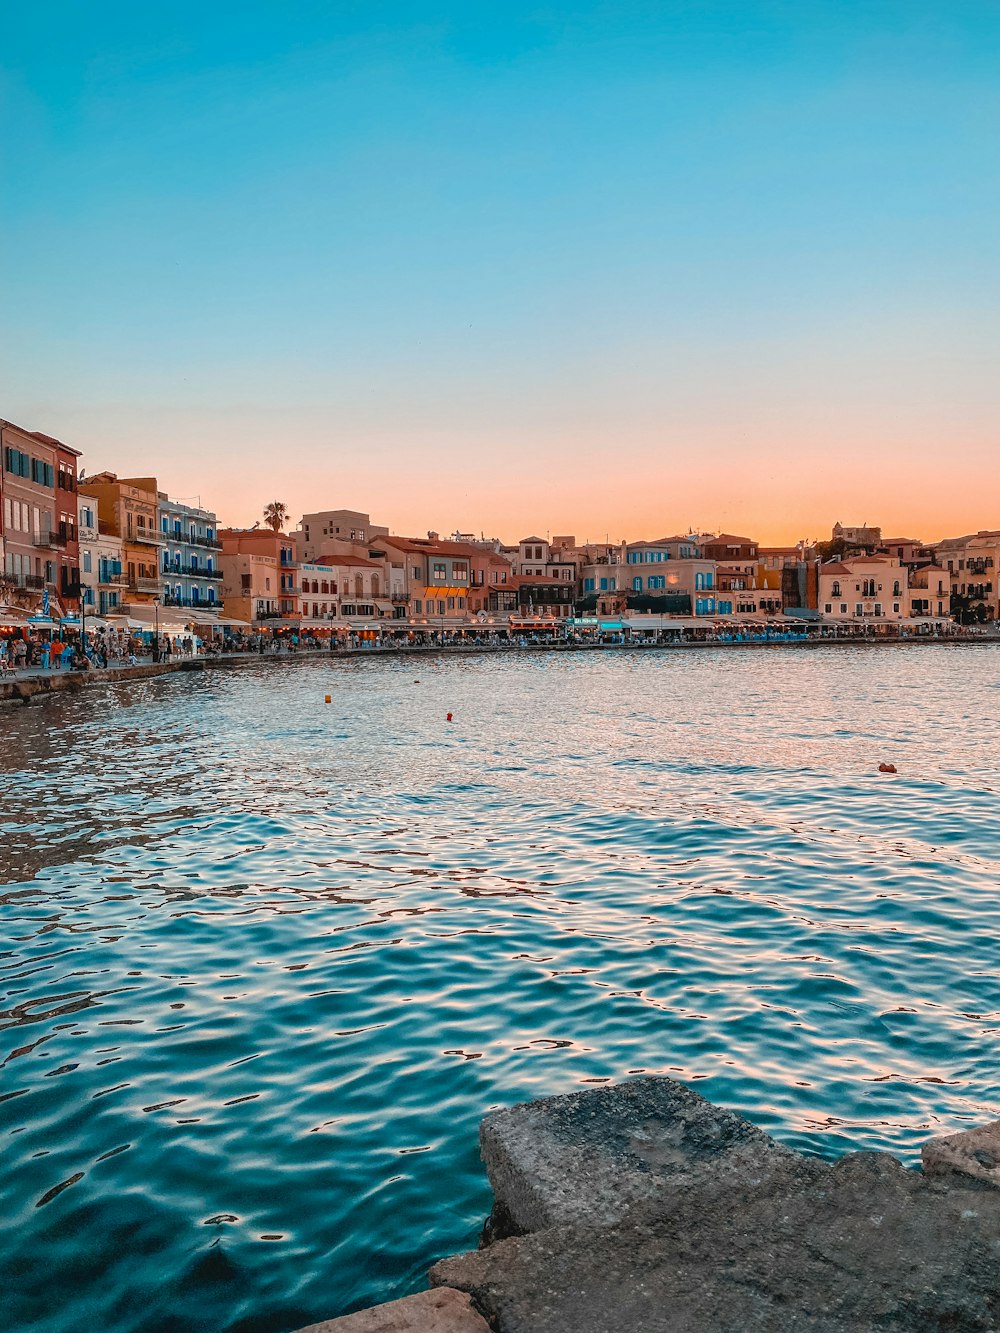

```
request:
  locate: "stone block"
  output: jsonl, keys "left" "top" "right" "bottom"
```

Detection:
{"left": 291, "top": 1286, "right": 491, "bottom": 1333}
{"left": 480, "top": 1075, "right": 803, "bottom": 1234}
{"left": 922, "top": 1119, "right": 1000, "bottom": 1189}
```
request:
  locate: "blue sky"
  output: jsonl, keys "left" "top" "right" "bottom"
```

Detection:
{"left": 2, "top": 2, "right": 998, "bottom": 540}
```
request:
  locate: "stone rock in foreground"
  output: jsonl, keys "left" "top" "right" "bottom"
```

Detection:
{"left": 922, "top": 1119, "right": 1000, "bottom": 1190}
{"left": 292, "top": 1286, "right": 490, "bottom": 1333}
{"left": 480, "top": 1075, "right": 804, "bottom": 1233}
{"left": 433, "top": 1150, "right": 1000, "bottom": 1332}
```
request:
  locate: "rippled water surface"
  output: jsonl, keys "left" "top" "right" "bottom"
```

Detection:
{"left": 3, "top": 647, "right": 1000, "bottom": 1332}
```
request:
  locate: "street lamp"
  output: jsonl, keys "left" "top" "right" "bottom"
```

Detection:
{"left": 152, "top": 596, "right": 160, "bottom": 662}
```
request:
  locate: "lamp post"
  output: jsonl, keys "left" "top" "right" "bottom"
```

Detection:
{"left": 152, "top": 596, "right": 160, "bottom": 662}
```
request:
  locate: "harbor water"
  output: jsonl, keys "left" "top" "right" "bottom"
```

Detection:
{"left": 2, "top": 645, "right": 999, "bottom": 1332}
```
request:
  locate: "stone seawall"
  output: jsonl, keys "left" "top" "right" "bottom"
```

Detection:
{"left": 296, "top": 1077, "right": 1000, "bottom": 1332}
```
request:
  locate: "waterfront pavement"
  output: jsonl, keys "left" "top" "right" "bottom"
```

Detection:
{"left": 302, "top": 1078, "right": 1000, "bottom": 1332}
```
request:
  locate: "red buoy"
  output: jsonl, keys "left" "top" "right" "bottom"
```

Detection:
{"left": 446, "top": 712, "right": 453, "bottom": 722}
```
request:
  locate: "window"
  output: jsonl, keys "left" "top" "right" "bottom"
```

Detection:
{"left": 647, "top": 575, "right": 665, "bottom": 590}
{"left": 840, "top": 603, "right": 847, "bottom": 613}
{"left": 824, "top": 603, "right": 832, "bottom": 613}
{"left": 437, "top": 599, "right": 445, "bottom": 614}
{"left": 599, "top": 578, "right": 609, "bottom": 591}
{"left": 83, "top": 552, "right": 92, "bottom": 573}
{"left": 831, "top": 582, "right": 841, "bottom": 597}
{"left": 633, "top": 577, "right": 642, "bottom": 592}
{"left": 584, "top": 578, "right": 595, "bottom": 592}
{"left": 432, "top": 562, "right": 446, "bottom": 579}
{"left": 855, "top": 603, "right": 864, "bottom": 616}
{"left": 414, "top": 599, "right": 422, "bottom": 612}
{"left": 893, "top": 603, "right": 900, "bottom": 613}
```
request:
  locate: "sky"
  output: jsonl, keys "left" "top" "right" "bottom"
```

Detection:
{"left": 2, "top": 1, "right": 998, "bottom": 544}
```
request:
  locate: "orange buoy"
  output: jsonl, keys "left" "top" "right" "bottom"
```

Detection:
{"left": 446, "top": 712, "right": 453, "bottom": 722}
{"left": 325, "top": 695, "right": 332, "bottom": 704}
{"left": 878, "top": 762, "right": 896, "bottom": 773}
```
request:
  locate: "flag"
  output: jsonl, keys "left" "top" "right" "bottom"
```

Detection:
{"left": 42, "top": 588, "right": 50, "bottom": 618}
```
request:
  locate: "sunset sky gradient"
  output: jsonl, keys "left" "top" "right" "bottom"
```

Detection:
{"left": 2, "top": 1, "right": 998, "bottom": 543}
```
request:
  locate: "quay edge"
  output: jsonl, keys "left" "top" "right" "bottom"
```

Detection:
{"left": 2, "top": 635, "right": 996, "bottom": 708}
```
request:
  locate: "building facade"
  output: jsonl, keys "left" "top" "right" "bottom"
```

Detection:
{"left": 219, "top": 528, "right": 299, "bottom": 627}
{"left": 936, "top": 531, "right": 1000, "bottom": 622}
{"left": 78, "top": 495, "right": 126, "bottom": 616}
{"left": 79, "top": 473, "right": 161, "bottom": 606}
{"left": 1, "top": 418, "right": 81, "bottom": 613}
{"left": 158, "top": 495, "right": 222, "bottom": 613}
{"left": 818, "top": 555, "right": 910, "bottom": 622}
{"left": 585, "top": 540, "right": 717, "bottom": 615}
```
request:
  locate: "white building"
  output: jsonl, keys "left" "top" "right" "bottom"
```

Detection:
{"left": 78, "top": 494, "right": 125, "bottom": 617}
{"left": 158, "top": 494, "right": 222, "bottom": 615}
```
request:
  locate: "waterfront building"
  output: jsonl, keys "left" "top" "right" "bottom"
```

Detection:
{"left": 714, "top": 566, "right": 783, "bottom": 617}
{"left": 79, "top": 473, "right": 161, "bottom": 606}
{"left": 1, "top": 417, "right": 82, "bottom": 614}
{"left": 907, "top": 564, "right": 951, "bottom": 620}
{"left": 511, "top": 573, "right": 575, "bottom": 624}
{"left": 935, "top": 531, "right": 1000, "bottom": 622}
{"left": 78, "top": 495, "right": 126, "bottom": 616}
{"left": 468, "top": 550, "right": 515, "bottom": 615}
{"left": 158, "top": 494, "right": 222, "bottom": 615}
{"left": 219, "top": 528, "right": 299, "bottom": 628}
{"left": 588, "top": 540, "right": 717, "bottom": 616}
{"left": 374, "top": 534, "right": 480, "bottom": 629}
{"left": 818, "top": 555, "right": 910, "bottom": 622}
{"left": 299, "top": 552, "right": 392, "bottom": 626}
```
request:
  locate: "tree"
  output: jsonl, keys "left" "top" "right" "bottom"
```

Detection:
{"left": 263, "top": 501, "right": 288, "bottom": 532}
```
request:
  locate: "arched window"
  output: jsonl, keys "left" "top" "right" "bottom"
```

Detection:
{"left": 355, "top": 574, "right": 363, "bottom": 597}
{"left": 371, "top": 574, "right": 379, "bottom": 597}
{"left": 893, "top": 581, "right": 900, "bottom": 596}
{"left": 832, "top": 581, "right": 841, "bottom": 597}
{"left": 321, "top": 581, "right": 328, "bottom": 594}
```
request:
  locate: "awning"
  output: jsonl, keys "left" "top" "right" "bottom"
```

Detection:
{"left": 102, "top": 615, "right": 145, "bottom": 630}
{"left": 421, "top": 587, "right": 469, "bottom": 598}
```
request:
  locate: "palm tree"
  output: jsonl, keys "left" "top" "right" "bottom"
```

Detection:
{"left": 263, "top": 501, "right": 288, "bottom": 532}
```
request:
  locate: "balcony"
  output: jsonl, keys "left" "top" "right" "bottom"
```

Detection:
{"left": 34, "top": 529, "right": 68, "bottom": 549}
{"left": 163, "top": 595, "right": 219, "bottom": 609}
{"left": 131, "top": 530, "right": 164, "bottom": 546}
{"left": 130, "top": 576, "right": 161, "bottom": 594}
{"left": 162, "top": 564, "right": 224, "bottom": 579}
{"left": 391, "top": 590, "right": 410, "bottom": 602}
{"left": 3, "top": 573, "right": 47, "bottom": 590}
{"left": 189, "top": 534, "right": 222, "bottom": 550}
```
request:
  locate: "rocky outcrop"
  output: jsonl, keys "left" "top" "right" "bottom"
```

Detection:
{"left": 292, "top": 1082, "right": 1000, "bottom": 1332}
{"left": 423, "top": 1079, "right": 1000, "bottom": 1330}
